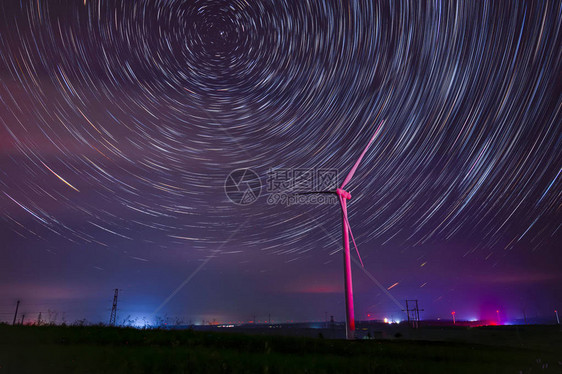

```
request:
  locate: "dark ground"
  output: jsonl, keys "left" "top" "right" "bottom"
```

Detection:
{"left": 0, "top": 324, "right": 560, "bottom": 373}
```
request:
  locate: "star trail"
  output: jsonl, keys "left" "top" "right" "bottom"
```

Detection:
{"left": 0, "top": 0, "right": 560, "bottom": 324}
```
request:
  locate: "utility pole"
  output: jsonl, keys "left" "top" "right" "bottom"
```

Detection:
{"left": 405, "top": 300, "right": 410, "bottom": 325}
{"left": 415, "top": 300, "right": 421, "bottom": 328}
{"left": 555, "top": 310, "right": 560, "bottom": 325}
{"left": 109, "top": 289, "right": 118, "bottom": 326}
{"left": 21, "top": 314, "right": 25, "bottom": 325}
{"left": 403, "top": 300, "right": 423, "bottom": 328}
{"left": 37, "top": 312, "right": 42, "bottom": 326}
{"left": 12, "top": 300, "right": 20, "bottom": 326}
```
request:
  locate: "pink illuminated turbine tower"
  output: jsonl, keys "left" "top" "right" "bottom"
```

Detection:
{"left": 300, "top": 121, "right": 384, "bottom": 339}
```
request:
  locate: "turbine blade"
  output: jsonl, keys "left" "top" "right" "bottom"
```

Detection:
{"left": 294, "top": 191, "right": 335, "bottom": 195}
{"left": 339, "top": 195, "right": 364, "bottom": 268}
{"left": 340, "top": 120, "right": 385, "bottom": 189}
{"left": 345, "top": 214, "right": 364, "bottom": 268}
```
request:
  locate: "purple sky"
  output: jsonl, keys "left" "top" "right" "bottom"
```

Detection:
{"left": 0, "top": 0, "right": 560, "bottom": 326}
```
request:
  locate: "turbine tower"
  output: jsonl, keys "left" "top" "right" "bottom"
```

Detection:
{"left": 299, "top": 121, "right": 384, "bottom": 339}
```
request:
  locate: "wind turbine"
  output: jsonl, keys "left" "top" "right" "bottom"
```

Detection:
{"left": 298, "top": 120, "right": 384, "bottom": 339}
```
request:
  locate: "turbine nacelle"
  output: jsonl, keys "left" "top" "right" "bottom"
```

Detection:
{"left": 336, "top": 188, "right": 351, "bottom": 200}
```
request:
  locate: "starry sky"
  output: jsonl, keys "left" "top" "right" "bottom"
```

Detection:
{"left": 0, "top": 0, "right": 560, "bottom": 326}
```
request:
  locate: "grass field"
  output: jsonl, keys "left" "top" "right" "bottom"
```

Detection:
{"left": 0, "top": 324, "right": 560, "bottom": 373}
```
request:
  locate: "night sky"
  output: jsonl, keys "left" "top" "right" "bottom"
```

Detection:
{"left": 0, "top": 0, "right": 560, "bottom": 326}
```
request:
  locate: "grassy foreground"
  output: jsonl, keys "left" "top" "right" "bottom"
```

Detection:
{"left": 0, "top": 324, "right": 560, "bottom": 373}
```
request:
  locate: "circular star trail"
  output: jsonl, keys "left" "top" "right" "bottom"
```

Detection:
{"left": 0, "top": 0, "right": 560, "bottom": 267}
